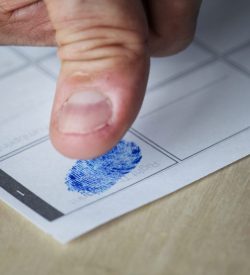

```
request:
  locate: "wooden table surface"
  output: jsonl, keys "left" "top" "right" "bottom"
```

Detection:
{"left": 0, "top": 156, "right": 249, "bottom": 275}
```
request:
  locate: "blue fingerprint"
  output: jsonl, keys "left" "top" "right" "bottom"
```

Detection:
{"left": 65, "top": 140, "right": 142, "bottom": 195}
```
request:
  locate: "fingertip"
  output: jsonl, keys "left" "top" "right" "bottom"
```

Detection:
{"left": 49, "top": 58, "right": 149, "bottom": 159}
{"left": 50, "top": 122, "right": 124, "bottom": 159}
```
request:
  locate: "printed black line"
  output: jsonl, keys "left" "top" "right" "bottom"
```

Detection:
{"left": 0, "top": 169, "right": 64, "bottom": 221}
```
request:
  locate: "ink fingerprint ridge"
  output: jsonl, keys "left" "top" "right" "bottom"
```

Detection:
{"left": 65, "top": 140, "right": 142, "bottom": 195}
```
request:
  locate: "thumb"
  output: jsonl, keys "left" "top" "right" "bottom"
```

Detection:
{"left": 44, "top": 0, "right": 149, "bottom": 159}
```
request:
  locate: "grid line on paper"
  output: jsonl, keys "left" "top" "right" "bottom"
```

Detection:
{"left": 140, "top": 74, "right": 228, "bottom": 120}
{"left": 182, "top": 126, "right": 250, "bottom": 161}
{"left": 37, "top": 63, "right": 58, "bottom": 79}
{"left": 35, "top": 64, "right": 58, "bottom": 81}
{"left": 147, "top": 57, "right": 217, "bottom": 92}
{"left": 11, "top": 47, "right": 56, "bottom": 64}
{"left": 194, "top": 38, "right": 250, "bottom": 78}
{"left": 132, "top": 126, "right": 250, "bottom": 162}
{"left": 0, "top": 62, "right": 30, "bottom": 80}
{"left": 225, "top": 59, "right": 250, "bottom": 77}
{"left": 10, "top": 47, "right": 58, "bottom": 81}
{"left": 0, "top": 135, "right": 49, "bottom": 162}
{"left": 223, "top": 40, "right": 250, "bottom": 57}
{"left": 147, "top": 43, "right": 216, "bottom": 92}
{"left": 194, "top": 38, "right": 250, "bottom": 58}
{"left": 129, "top": 129, "right": 181, "bottom": 163}
{"left": 131, "top": 128, "right": 181, "bottom": 162}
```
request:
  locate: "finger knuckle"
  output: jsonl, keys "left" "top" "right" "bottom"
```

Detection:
{"left": 57, "top": 25, "right": 147, "bottom": 64}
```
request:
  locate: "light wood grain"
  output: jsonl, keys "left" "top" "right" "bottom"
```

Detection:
{"left": 0, "top": 156, "right": 249, "bottom": 275}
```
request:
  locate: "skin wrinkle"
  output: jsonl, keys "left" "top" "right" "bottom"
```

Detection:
{"left": 58, "top": 32, "right": 147, "bottom": 63}
{"left": 0, "top": 0, "right": 201, "bottom": 51}
{"left": 56, "top": 25, "right": 147, "bottom": 46}
{"left": 51, "top": 3, "right": 147, "bottom": 67}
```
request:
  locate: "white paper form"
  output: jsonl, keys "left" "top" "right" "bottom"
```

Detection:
{"left": 0, "top": 0, "right": 250, "bottom": 243}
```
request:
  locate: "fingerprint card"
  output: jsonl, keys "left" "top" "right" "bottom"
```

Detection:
{"left": 1, "top": 0, "right": 250, "bottom": 243}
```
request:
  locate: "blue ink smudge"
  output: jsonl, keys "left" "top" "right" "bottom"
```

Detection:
{"left": 65, "top": 140, "right": 142, "bottom": 195}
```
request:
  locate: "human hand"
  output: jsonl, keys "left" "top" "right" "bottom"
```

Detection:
{"left": 0, "top": 0, "right": 202, "bottom": 159}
